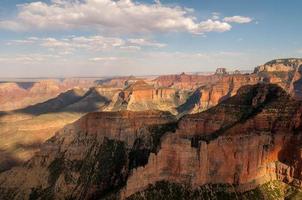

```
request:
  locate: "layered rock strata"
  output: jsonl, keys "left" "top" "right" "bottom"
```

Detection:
{"left": 1, "top": 84, "right": 302, "bottom": 200}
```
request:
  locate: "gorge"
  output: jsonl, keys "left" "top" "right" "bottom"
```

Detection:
{"left": 0, "top": 59, "right": 302, "bottom": 199}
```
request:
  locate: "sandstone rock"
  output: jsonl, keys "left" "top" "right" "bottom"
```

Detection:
{"left": 0, "top": 79, "right": 96, "bottom": 111}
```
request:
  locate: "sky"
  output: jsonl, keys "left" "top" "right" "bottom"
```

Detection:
{"left": 0, "top": 0, "right": 301, "bottom": 77}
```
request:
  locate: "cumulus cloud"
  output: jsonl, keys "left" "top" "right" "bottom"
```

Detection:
{"left": 0, "top": 0, "right": 231, "bottom": 34}
{"left": 223, "top": 16, "right": 253, "bottom": 24}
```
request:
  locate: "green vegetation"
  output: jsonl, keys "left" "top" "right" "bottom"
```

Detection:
{"left": 127, "top": 180, "right": 302, "bottom": 200}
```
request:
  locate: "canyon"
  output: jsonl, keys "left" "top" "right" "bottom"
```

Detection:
{"left": 1, "top": 83, "right": 302, "bottom": 199}
{"left": 0, "top": 58, "right": 302, "bottom": 199}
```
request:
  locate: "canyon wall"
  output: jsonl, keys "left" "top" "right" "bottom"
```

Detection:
{"left": 1, "top": 84, "right": 302, "bottom": 200}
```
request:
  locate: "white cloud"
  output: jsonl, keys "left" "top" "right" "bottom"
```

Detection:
{"left": 0, "top": 20, "right": 26, "bottom": 31}
{"left": 211, "top": 12, "right": 220, "bottom": 20}
{"left": 127, "top": 38, "right": 166, "bottom": 48}
{"left": 40, "top": 36, "right": 125, "bottom": 52}
{"left": 7, "top": 35, "right": 166, "bottom": 55}
{"left": 89, "top": 57, "right": 120, "bottom": 62}
{"left": 223, "top": 16, "right": 253, "bottom": 24}
{"left": 0, "top": 54, "right": 60, "bottom": 64}
{"left": 0, "top": 0, "right": 231, "bottom": 34}
{"left": 120, "top": 45, "right": 141, "bottom": 50}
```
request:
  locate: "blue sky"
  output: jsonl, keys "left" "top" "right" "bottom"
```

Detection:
{"left": 0, "top": 0, "right": 301, "bottom": 77}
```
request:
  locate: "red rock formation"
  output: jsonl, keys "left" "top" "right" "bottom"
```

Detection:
{"left": 178, "top": 74, "right": 261, "bottom": 114}
{"left": 1, "top": 84, "right": 302, "bottom": 200}
{"left": 0, "top": 79, "right": 96, "bottom": 111}
{"left": 105, "top": 80, "right": 190, "bottom": 114}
